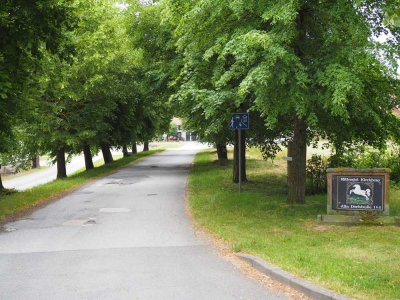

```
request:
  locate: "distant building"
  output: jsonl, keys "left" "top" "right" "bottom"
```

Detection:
{"left": 171, "top": 117, "right": 197, "bottom": 141}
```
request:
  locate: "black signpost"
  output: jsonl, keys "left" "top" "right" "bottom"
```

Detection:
{"left": 230, "top": 113, "right": 249, "bottom": 193}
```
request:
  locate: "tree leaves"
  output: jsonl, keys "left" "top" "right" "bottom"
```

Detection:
{"left": 164, "top": 0, "right": 400, "bottom": 158}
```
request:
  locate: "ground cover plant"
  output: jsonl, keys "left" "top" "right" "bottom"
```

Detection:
{"left": 0, "top": 150, "right": 161, "bottom": 222}
{"left": 188, "top": 149, "right": 400, "bottom": 300}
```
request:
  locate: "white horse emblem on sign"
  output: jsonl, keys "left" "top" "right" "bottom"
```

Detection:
{"left": 349, "top": 184, "right": 371, "bottom": 201}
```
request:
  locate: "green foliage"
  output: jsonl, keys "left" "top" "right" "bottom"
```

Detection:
{"left": 0, "top": 0, "right": 76, "bottom": 158}
{"left": 328, "top": 144, "right": 400, "bottom": 183}
{"left": 0, "top": 0, "right": 76, "bottom": 95}
{"left": 2, "top": 0, "right": 400, "bottom": 191}
{"left": 327, "top": 144, "right": 360, "bottom": 169}
{"left": 1, "top": 0, "right": 177, "bottom": 184}
{"left": 60, "top": 0, "right": 138, "bottom": 150}
{"left": 165, "top": 0, "right": 400, "bottom": 159}
{"left": 167, "top": 123, "right": 178, "bottom": 136}
{"left": 0, "top": 126, "right": 38, "bottom": 172}
{"left": 125, "top": 0, "right": 177, "bottom": 143}
{"left": 25, "top": 0, "right": 162, "bottom": 164}
{"left": 306, "top": 154, "right": 327, "bottom": 195}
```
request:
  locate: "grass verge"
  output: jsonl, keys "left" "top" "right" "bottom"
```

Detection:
{"left": 188, "top": 149, "right": 400, "bottom": 300}
{"left": 0, "top": 150, "right": 162, "bottom": 222}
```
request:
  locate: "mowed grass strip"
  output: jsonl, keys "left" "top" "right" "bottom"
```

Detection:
{"left": 188, "top": 150, "right": 400, "bottom": 300}
{"left": 0, "top": 150, "right": 162, "bottom": 222}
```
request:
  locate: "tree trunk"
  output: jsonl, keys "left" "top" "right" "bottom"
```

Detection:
{"left": 216, "top": 142, "right": 228, "bottom": 166}
{"left": 287, "top": 117, "right": 307, "bottom": 204}
{"left": 32, "top": 156, "right": 40, "bottom": 169}
{"left": 132, "top": 142, "right": 137, "bottom": 154}
{"left": 122, "top": 145, "right": 129, "bottom": 157}
{"left": 101, "top": 143, "right": 113, "bottom": 164}
{"left": 56, "top": 148, "right": 67, "bottom": 179}
{"left": 83, "top": 144, "right": 94, "bottom": 170}
{"left": 0, "top": 165, "right": 4, "bottom": 191}
{"left": 233, "top": 130, "right": 247, "bottom": 183}
{"left": 143, "top": 141, "right": 149, "bottom": 152}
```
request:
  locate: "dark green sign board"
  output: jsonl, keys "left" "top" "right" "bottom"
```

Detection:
{"left": 332, "top": 175, "right": 385, "bottom": 211}
{"left": 321, "top": 169, "right": 393, "bottom": 223}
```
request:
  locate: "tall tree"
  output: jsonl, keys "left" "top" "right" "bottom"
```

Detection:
{"left": 166, "top": 1, "right": 281, "bottom": 180}
{"left": 0, "top": 1, "right": 76, "bottom": 187}
{"left": 126, "top": 0, "right": 178, "bottom": 146}
{"left": 32, "top": 0, "right": 143, "bottom": 172}
{"left": 166, "top": 0, "right": 400, "bottom": 203}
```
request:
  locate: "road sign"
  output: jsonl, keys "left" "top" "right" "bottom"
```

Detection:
{"left": 230, "top": 113, "right": 249, "bottom": 130}
{"left": 230, "top": 112, "right": 249, "bottom": 193}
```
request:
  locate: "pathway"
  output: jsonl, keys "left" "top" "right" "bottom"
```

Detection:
{"left": 0, "top": 146, "right": 286, "bottom": 299}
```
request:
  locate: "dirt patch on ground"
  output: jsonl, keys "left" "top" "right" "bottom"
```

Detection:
{"left": 184, "top": 182, "right": 311, "bottom": 300}
{"left": 312, "top": 224, "right": 332, "bottom": 232}
{"left": 303, "top": 220, "right": 334, "bottom": 232}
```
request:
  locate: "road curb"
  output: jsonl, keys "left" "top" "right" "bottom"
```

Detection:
{"left": 237, "top": 253, "right": 352, "bottom": 300}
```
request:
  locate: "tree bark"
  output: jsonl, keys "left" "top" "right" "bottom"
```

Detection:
{"left": 83, "top": 144, "right": 94, "bottom": 170}
{"left": 0, "top": 165, "right": 4, "bottom": 191}
{"left": 216, "top": 142, "right": 228, "bottom": 166}
{"left": 122, "top": 145, "right": 129, "bottom": 157}
{"left": 131, "top": 142, "right": 137, "bottom": 154}
{"left": 143, "top": 141, "right": 149, "bottom": 152}
{"left": 32, "top": 156, "right": 40, "bottom": 169}
{"left": 286, "top": 7, "right": 308, "bottom": 203}
{"left": 287, "top": 117, "right": 307, "bottom": 204}
{"left": 56, "top": 148, "right": 67, "bottom": 179}
{"left": 233, "top": 130, "right": 247, "bottom": 183}
{"left": 101, "top": 143, "right": 113, "bottom": 164}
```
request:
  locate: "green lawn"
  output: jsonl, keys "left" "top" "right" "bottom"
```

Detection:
{"left": 0, "top": 150, "right": 162, "bottom": 222}
{"left": 188, "top": 149, "right": 400, "bottom": 300}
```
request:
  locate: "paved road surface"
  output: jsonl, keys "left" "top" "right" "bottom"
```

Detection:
{"left": 0, "top": 146, "right": 286, "bottom": 299}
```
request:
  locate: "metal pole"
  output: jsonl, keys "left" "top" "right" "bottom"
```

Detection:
{"left": 238, "top": 129, "right": 242, "bottom": 193}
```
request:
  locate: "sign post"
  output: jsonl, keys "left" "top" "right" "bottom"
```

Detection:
{"left": 317, "top": 168, "right": 400, "bottom": 225}
{"left": 239, "top": 129, "right": 242, "bottom": 192}
{"left": 230, "top": 113, "right": 249, "bottom": 193}
{"left": 327, "top": 169, "right": 390, "bottom": 215}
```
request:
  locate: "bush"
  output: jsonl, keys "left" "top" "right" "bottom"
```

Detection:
{"left": 328, "top": 144, "right": 400, "bottom": 183}
{"left": 356, "top": 146, "right": 400, "bottom": 183}
{"left": 306, "top": 154, "right": 327, "bottom": 194}
{"left": 327, "top": 146, "right": 359, "bottom": 168}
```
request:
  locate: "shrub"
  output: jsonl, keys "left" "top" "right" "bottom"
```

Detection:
{"left": 306, "top": 154, "right": 327, "bottom": 194}
{"left": 328, "top": 144, "right": 400, "bottom": 183}
{"left": 327, "top": 145, "right": 360, "bottom": 169}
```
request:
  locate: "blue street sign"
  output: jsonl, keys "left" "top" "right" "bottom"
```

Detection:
{"left": 230, "top": 113, "right": 249, "bottom": 130}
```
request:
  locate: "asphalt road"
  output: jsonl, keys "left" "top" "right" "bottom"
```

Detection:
{"left": 0, "top": 146, "right": 286, "bottom": 299}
